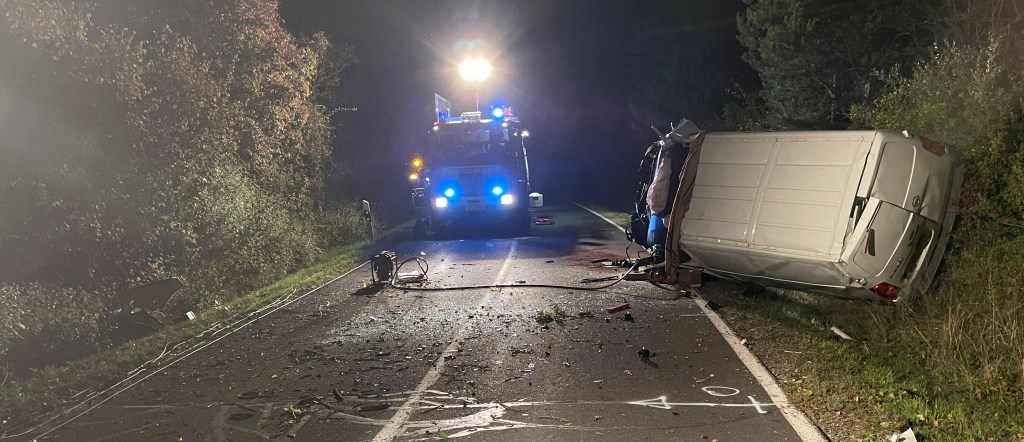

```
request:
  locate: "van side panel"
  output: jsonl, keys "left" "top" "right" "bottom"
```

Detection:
{"left": 683, "top": 137, "right": 774, "bottom": 245}
{"left": 683, "top": 132, "right": 872, "bottom": 258}
{"left": 752, "top": 136, "right": 868, "bottom": 257}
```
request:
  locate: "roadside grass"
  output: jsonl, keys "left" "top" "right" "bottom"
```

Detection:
{"left": 0, "top": 233, "right": 399, "bottom": 435}
{"left": 705, "top": 283, "right": 1024, "bottom": 441}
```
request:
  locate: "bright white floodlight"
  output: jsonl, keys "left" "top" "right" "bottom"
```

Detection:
{"left": 459, "top": 59, "right": 492, "bottom": 82}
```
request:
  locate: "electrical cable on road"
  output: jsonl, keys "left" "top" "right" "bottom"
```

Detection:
{"left": 373, "top": 245, "right": 685, "bottom": 300}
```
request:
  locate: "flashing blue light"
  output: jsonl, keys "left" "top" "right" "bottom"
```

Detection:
{"left": 443, "top": 188, "right": 455, "bottom": 198}
{"left": 491, "top": 107, "right": 504, "bottom": 119}
{"left": 491, "top": 186, "right": 503, "bottom": 195}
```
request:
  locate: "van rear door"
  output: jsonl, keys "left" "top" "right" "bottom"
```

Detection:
{"left": 847, "top": 199, "right": 922, "bottom": 287}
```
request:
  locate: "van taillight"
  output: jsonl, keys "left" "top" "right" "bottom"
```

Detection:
{"left": 920, "top": 136, "right": 946, "bottom": 157}
{"left": 871, "top": 283, "right": 901, "bottom": 300}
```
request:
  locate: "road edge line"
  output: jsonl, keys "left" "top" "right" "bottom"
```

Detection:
{"left": 568, "top": 200, "right": 626, "bottom": 233}
{"left": 692, "top": 288, "right": 830, "bottom": 442}
{"left": 19, "top": 261, "right": 370, "bottom": 441}
{"left": 573, "top": 201, "right": 829, "bottom": 442}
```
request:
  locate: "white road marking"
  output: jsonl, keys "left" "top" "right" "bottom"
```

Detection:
{"left": 575, "top": 201, "right": 829, "bottom": 442}
{"left": 568, "top": 200, "right": 626, "bottom": 233}
{"left": 372, "top": 240, "right": 519, "bottom": 441}
{"left": 692, "top": 289, "right": 827, "bottom": 440}
{"left": 628, "top": 395, "right": 772, "bottom": 413}
{"left": 14, "top": 261, "right": 371, "bottom": 441}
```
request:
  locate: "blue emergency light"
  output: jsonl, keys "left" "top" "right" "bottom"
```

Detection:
{"left": 491, "top": 107, "right": 504, "bottom": 119}
{"left": 444, "top": 188, "right": 456, "bottom": 198}
{"left": 491, "top": 186, "right": 503, "bottom": 195}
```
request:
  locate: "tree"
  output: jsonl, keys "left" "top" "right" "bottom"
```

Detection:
{"left": 737, "top": 0, "right": 940, "bottom": 129}
{"left": 0, "top": 0, "right": 355, "bottom": 365}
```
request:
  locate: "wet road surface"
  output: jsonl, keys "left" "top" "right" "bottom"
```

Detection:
{"left": 31, "top": 202, "right": 819, "bottom": 441}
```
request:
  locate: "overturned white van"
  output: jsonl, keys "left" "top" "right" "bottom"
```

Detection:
{"left": 665, "top": 130, "right": 963, "bottom": 301}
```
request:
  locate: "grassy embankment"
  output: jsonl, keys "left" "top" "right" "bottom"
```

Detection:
{"left": 0, "top": 232, "right": 400, "bottom": 435}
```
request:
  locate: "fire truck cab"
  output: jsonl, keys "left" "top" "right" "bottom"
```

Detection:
{"left": 410, "top": 94, "right": 533, "bottom": 236}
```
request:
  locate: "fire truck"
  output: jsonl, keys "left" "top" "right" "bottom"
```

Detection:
{"left": 409, "top": 94, "right": 533, "bottom": 236}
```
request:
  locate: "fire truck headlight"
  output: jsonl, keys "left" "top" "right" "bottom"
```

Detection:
{"left": 491, "top": 186, "right": 503, "bottom": 195}
{"left": 434, "top": 197, "right": 448, "bottom": 208}
{"left": 500, "top": 194, "right": 515, "bottom": 205}
{"left": 443, "top": 188, "right": 455, "bottom": 198}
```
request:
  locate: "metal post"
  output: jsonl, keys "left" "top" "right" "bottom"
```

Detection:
{"left": 362, "top": 199, "right": 375, "bottom": 240}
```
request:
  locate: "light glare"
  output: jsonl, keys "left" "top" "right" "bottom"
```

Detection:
{"left": 459, "top": 58, "right": 492, "bottom": 81}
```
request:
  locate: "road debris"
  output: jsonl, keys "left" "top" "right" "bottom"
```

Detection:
{"left": 238, "top": 391, "right": 261, "bottom": 400}
{"left": 830, "top": 326, "right": 854, "bottom": 340}
{"left": 606, "top": 303, "right": 630, "bottom": 314}
{"left": 637, "top": 347, "right": 652, "bottom": 359}
{"left": 357, "top": 402, "right": 390, "bottom": 412}
{"left": 534, "top": 216, "right": 554, "bottom": 225}
{"left": 287, "top": 414, "right": 312, "bottom": 438}
{"left": 889, "top": 426, "right": 917, "bottom": 442}
{"left": 535, "top": 312, "right": 554, "bottom": 325}
{"left": 622, "top": 311, "right": 634, "bottom": 322}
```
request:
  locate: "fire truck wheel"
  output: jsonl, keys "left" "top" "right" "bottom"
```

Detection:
{"left": 413, "top": 220, "right": 428, "bottom": 239}
{"left": 511, "top": 212, "right": 531, "bottom": 237}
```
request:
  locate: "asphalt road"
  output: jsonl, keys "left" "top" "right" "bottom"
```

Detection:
{"left": 29, "top": 202, "right": 822, "bottom": 442}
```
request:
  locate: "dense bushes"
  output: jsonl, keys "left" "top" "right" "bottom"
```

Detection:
{"left": 0, "top": 0, "right": 357, "bottom": 371}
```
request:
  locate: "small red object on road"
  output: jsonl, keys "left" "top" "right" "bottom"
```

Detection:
{"left": 606, "top": 303, "right": 630, "bottom": 314}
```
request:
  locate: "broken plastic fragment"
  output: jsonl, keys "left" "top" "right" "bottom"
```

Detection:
{"left": 830, "top": 326, "right": 854, "bottom": 340}
{"left": 888, "top": 426, "right": 917, "bottom": 442}
{"left": 606, "top": 303, "right": 630, "bottom": 314}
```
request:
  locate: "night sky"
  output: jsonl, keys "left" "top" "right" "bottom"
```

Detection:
{"left": 279, "top": 0, "right": 749, "bottom": 216}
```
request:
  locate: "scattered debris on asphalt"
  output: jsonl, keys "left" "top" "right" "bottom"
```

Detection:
{"left": 534, "top": 216, "right": 554, "bottom": 225}
{"left": 535, "top": 312, "right": 554, "bottom": 325}
{"left": 356, "top": 402, "right": 390, "bottom": 412}
{"left": 623, "top": 311, "right": 634, "bottom": 322}
{"left": 606, "top": 303, "right": 630, "bottom": 314}
{"left": 238, "top": 391, "right": 261, "bottom": 400}
{"left": 637, "top": 347, "right": 652, "bottom": 359}
{"left": 705, "top": 300, "right": 721, "bottom": 311}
